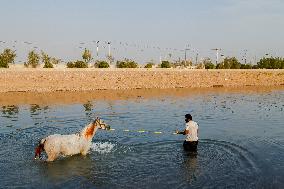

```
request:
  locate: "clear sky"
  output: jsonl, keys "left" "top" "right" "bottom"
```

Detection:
{"left": 0, "top": 0, "right": 283, "bottom": 64}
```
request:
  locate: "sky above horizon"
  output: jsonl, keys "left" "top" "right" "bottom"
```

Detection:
{"left": 0, "top": 0, "right": 284, "bottom": 64}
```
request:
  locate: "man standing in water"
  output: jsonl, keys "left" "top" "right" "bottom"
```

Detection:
{"left": 176, "top": 114, "right": 199, "bottom": 151}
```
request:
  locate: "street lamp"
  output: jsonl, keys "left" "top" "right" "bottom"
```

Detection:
{"left": 96, "top": 41, "right": 99, "bottom": 58}
{"left": 211, "top": 48, "right": 221, "bottom": 65}
{"left": 107, "top": 41, "right": 111, "bottom": 57}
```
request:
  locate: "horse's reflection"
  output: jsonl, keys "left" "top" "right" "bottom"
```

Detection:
{"left": 42, "top": 155, "right": 94, "bottom": 183}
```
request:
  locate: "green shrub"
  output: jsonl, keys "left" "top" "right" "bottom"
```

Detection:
{"left": 67, "top": 60, "right": 88, "bottom": 68}
{"left": 82, "top": 48, "right": 92, "bottom": 63}
{"left": 161, "top": 61, "right": 171, "bottom": 68}
{"left": 116, "top": 59, "right": 138, "bottom": 68}
{"left": 95, "top": 60, "right": 110, "bottom": 68}
{"left": 66, "top": 61, "right": 75, "bottom": 68}
{"left": 216, "top": 57, "right": 241, "bottom": 69}
{"left": 26, "top": 50, "right": 40, "bottom": 68}
{"left": 0, "top": 57, "right": 8, "bottom": 68}
{"left": 204, "top": 62, "right": 215, "bottom": 69}
{"left": 240, "top": 64, "right": 252, "bottom": 69}
{"left": 43, "top": 61, "right": 54, "bottom": 68}
{"left": 0, "top": 49, "right": 16, "bottom": 68}
{"left": 257, "top": 57, "right": 284, "bottom": 69}
{"left": 144, "top": 63, "right": 154, "bottom": 68}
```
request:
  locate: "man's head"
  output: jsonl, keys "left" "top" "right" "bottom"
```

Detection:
{"left": 185, "top": 114, "right": 192, "bottom": 123}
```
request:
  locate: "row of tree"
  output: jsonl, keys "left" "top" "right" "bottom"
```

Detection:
{"left": 203, "top": 57, "right": 284, "bottom": 69}
{"left": 0, "top": 48, "right": 61, "bottom": 68}
{"left": 1, "top": 48, "right": 284, "bottom": 69}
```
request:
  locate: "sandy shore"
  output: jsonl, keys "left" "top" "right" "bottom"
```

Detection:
{"left": 0, "top": 68, "right": 284, "bottom": 93}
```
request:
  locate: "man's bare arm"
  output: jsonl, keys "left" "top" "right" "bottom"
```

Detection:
{"left": 176, "top": 129, "right": 189, "bottom": 135}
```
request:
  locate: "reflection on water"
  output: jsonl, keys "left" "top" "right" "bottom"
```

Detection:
{"left": 1, "top": 105, "right": 19, "bottom": 116}
{"left": 83, "top": 101, "right": 93, "bottom": 112}
{"left": 0, "top": 89, "right": 283, "bottom": 188}
{"left": 183, "top": 151, "right": 199, "bottom": 184}
{"left": 30, "top": 104, "right": 49, "bottom": 115}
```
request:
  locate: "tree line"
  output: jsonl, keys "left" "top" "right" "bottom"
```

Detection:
{"left": 1, "top": 48, "right": 284, "bottom": 69}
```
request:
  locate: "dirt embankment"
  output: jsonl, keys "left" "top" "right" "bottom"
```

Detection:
{"left": 0, "top": 69, "right": 284, "bottom": 92}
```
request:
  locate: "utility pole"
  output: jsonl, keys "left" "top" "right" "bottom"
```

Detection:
{"left": 211, "top": 48, "right": 221, "bottom": 65}
{"left": 96, "top": 41, "right": 99, "bottom": 58}
{"left": 184, "top": 48, "right": 190, "bottom": 63}
{"left": 243, "top": 49, "right": 248, "bottom": 64}
{"left": 195, "top": 53, "right": 199, "bottom": 65}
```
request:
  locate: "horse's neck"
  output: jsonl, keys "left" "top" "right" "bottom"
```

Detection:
{"left": 80, "top": 123, "right": 99, "bottom": 139}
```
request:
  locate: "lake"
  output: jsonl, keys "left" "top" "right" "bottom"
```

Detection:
{"left": 0, "top": 87, "right": 283, "bottom": 188}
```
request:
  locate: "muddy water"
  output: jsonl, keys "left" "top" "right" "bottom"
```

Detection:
{"left": 0, "top": 88, "right": 283, "bottom": 188}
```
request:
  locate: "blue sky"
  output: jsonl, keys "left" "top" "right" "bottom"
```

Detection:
{"left": 0, "top": 0, "right": 284, "bottom": 64}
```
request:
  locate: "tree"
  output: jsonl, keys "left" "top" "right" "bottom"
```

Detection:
{"left": 202, "top": 58, "right": 215, "bottom": 69}
{"left": 172, "top": 60, "right": 192, "bottom": 68}
{"left": 82, "top": 48, "right": 92, "bottom": 63}
{"left": 41, "top": 51, "right": 61, "bottom": 68}
{"left": 41, "top": 51, "right": 53, "bottom": 68}
{"left": 257, "top": 57, "right": 284, "bottom": 69}
{"left": 217, "top": 57, "right": 241, "bottom": 69}
{"left": 116, "top": 59, "right": 138, "bottom": 68}
{"left": 196, "top": 63, "right": 205, "bottom": 69}
{"left": 0, "top": 48, "right": 16, "bottom": 68}
{"left": 240, "top": 64, "right": 253, "bottom": 69}
{"left": 94, "top": 60, "right": 110, "bottom": 68}
{"left": 25, "top": 50, "right": 40, "bottom": 68}
{"left": 67, "top": 60, "right": 88, "bottom": 68}
{"left": 144, "top": 63, "right": 154, "bottom": 68}
{"left": 161, "top": 61, "right": 171, "bottom": 68}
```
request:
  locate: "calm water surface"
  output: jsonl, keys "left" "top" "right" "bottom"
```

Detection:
{"left": 0, "top": 89, "right": 283, "bottom": 189}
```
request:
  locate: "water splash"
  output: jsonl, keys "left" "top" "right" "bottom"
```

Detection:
{"left": 91, "top": 142, "right": 116, "bottom": 154}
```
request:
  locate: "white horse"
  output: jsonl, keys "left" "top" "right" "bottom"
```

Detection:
{"left": 34, "top": 117, "right": 110, "bottom": 161}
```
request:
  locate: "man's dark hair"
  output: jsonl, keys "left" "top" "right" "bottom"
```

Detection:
{"left": 185, "top": 114, "right": 192, "bottom": 120}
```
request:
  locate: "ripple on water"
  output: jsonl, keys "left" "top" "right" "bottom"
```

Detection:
{"left": 89, "top": 139, "right": 262, "bottom": 189}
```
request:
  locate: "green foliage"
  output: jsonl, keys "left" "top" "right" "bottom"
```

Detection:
{"left": 67, "top": 60, "right": 88, "bottom": 68}
{"left": 82, "top": 48, "right": 92, "bottom": 63}
{"left": 144, "top": 62, "right": 154, "bottom": 68}
{"left": 161, "top": 61, "right": 171, "bottom": 68}
{"left": 41, "top": 51, "right": 61, "bottom": 68}
{"left": 25, "top": 50, "right": 40, "bottom": 68}
{"left": 172, "top": 60, "right": 191, "bottom": 68}
{"left": 43, "top": 61, "right": 53, "bottom": 68}
{"left": 196, "top": 63, "right": 205, "bottom": 69}
{"left": 252, "top": 65, "right": 259, "bottom": 69}
{"left": 257, "top": 57, "right": 284, "bottom": 69}
{"left": 41, "top": 51, "right": 53, "bottom": 68}
{"left": 66, "top": 62, "right": 75, "bottom": 68}
{"left": 202, "top": 58, "right": 215, "bottom": 69}
{"left": 240, "top": 64, "right": 253, "bottom": 69}
{"left": 95, "top": 60, "right": 110, "bottom": 68}
{"left": 0, "top": 48, "right": 16, "bottom": 68}
{"left": 216, "top": 57, "right": 241, "bottom": 69}
{"left": 116, "top": 59, "right": 138, "bottom": 68}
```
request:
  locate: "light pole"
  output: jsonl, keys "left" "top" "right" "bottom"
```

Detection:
{"left": 184, "top": 48, "right": 190, "bottom": 63}
{"left": 211, "top": 48, "right": 221, "bottom": 65}
{"left": 107, "top": 41, "right": 111, "bottom": 57}
{"left": 96, "top": 41, "right": 99, "bottom": 59}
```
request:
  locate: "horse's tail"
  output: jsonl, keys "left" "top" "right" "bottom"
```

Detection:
{"left": 34, "top": 139, "right": 46, "bottom": 159}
